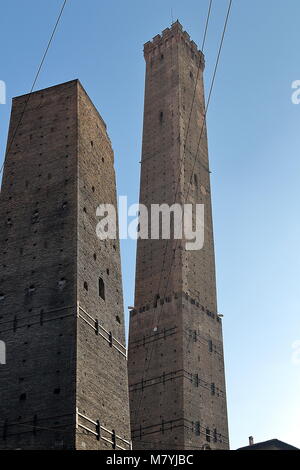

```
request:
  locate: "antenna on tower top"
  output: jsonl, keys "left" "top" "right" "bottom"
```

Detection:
{"left": 171, "top": 7, "right": 174, "bottom": 24}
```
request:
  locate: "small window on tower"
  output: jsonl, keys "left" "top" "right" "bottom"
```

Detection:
{"left": 153, "top": 294, "right": 160, "bottom": 308}
{"left": 98, "top": 277, "right": 105, "bottom": 301}
{"left": 28, "top": 285, "right": 36, "bottom": 294}
{"left": 194, "top": 174, "right": 198, "bottom": 188}
{"left": 160, "top": 111, "right": 164, "bottom": 123}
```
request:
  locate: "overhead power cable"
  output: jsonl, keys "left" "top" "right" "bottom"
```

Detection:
{"left": 133, "top": 0, "right": 233, "bottom": 429}
{"left": 0, "top": 0, "right": 68, "bottom": 179}
{"left": 154, "top": 0, "right": 214, "bottom": 305}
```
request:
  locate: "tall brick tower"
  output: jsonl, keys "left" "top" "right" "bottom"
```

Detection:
{"left": 0, "top": 80, "right": 131, "bottom": 450}
{"left": 128, "top": 22, "right": 229, "bottom": 450}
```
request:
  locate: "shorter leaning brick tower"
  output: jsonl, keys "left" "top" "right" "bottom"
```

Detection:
{"left": 0, "top": 80, "right": 131, "bottom": 450}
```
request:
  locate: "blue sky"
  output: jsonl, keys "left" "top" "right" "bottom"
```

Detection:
{"left": 1, "top": 0, "right": 300, "bottom": 450}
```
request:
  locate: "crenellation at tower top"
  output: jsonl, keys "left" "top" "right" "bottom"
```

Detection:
{"left": 143, "top": 20, "right": 205, "bottom": 69}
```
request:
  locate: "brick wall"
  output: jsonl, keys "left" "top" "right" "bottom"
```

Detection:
{"left": 128, "top": 22, "right": 229, "bottom": 450}
{"left": 0, "top": 80, "right": 131, "bottom": 450}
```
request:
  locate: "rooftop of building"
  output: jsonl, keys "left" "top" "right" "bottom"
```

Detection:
{"left": 238, "top": 438, "right": 299, "bottom": 451}
{"left": 12, "top": 79, "right": 108, "bottom": 132}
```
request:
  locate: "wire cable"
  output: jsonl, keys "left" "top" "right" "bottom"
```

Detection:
{"left": 0, "top": 0, "right": 68, "bottom": 179}
{"left": 153, "top": 0, "right": 214, "bottom": 314}
{"left": 201, "top": 0, "right": 213, "bottom": 51}
{"left": 133, "top": 0, "right": 233, "bottom": 429}
{"left": 133, "top": 1, "right": 215, "bottom": 425}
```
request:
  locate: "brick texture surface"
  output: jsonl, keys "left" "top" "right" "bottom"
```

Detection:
{"left": 128, "top": 22, "right": 229, "bottom": 450}
{"left": 0, "top": 80, "right": 131, "bottom": 450}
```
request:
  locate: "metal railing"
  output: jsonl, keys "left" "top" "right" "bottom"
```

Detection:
{"left": 77, "top": 304, "right": 127, "bottom": 359}
{"left": 76, "top": 409, "right": 132, "bottom": 450}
